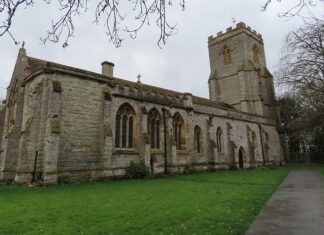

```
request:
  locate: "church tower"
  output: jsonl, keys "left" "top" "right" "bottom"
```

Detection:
{"left": 208, "top": 22, "right": 277, "bottom": 119}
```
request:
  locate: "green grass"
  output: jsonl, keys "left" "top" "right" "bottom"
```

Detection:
{"left": 0, "top": 168, "right": 290, "bottom": 235}
{"left": 315, "top": 163, "right": 324, "bottom": 174}
{"left": 320, "top": 167, "right": 324, "bottom": 174}
{"left": 310, "top": 164, "right": 324, "bottom": 174}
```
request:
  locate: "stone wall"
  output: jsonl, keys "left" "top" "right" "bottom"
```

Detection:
{"left": 0, "top": 48, "right": 28, "bottom": 181}
{"left": 11, "top": 68, "right": 283, "bottom": 184}
{"left": 0, "top": 66, "right": 284, "bottom": 184}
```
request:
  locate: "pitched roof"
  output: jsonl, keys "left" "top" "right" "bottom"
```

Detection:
{"left": 25, "top": 55, "right": 235, "bottom": 110}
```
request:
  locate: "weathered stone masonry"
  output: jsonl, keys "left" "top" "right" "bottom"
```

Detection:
{"left": 0, "top": 22, "right": 284, "bottom": 184}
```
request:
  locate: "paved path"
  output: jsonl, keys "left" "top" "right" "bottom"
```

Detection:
{"left": 246, "top": 170, "right": 324, "bottom": 235}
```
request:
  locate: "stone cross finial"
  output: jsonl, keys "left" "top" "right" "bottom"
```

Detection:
{"left": 136, "top": 74, "right": 143, "bottom": 91}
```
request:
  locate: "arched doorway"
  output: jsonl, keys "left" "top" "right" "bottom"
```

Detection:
{"left": 239, "top": 147, "right": 245, "bottom": 169}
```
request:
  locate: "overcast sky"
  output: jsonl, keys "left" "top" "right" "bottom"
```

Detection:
{"left": 0, "top": 0, "right": 323, "bottom": 100}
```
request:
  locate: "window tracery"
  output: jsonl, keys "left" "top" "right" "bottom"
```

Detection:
{"left": 253, "top": 44, "right": 260, "bottom": 63}
{"left": 221, "top": 45, "right": 232, "bottom": 65}
{"left": 115, "top": 103, "right": 135, "bottom": 149}
{"left": 148, "top": 108, "right": 161, "bottom": 149}
{"left": 173, "top": 112, "right": 184, "bottom": 150}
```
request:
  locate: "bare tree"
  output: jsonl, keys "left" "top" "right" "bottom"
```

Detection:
{"left": 276, "top": 18, "right": 324, "bottom": 162}
{"left": 276, "top": 18, "right": 324, "bottom": 99}
{"left": 0, "top": 0, "right": 185, "bottom": 48}
{"left": 262, "top": 0, "right": 324, "bottom": 17}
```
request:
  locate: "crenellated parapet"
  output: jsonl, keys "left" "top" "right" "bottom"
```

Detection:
{"left": 208, "top": 22, "right": 263, "bottom": 46}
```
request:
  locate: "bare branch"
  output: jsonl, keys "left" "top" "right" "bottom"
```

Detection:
{"left": 0, "top": 0, "right": 34, "bottom": 44}
{"left": 40, "top": 0, "right": 88, "bottom": 48}
{"left": 262, "top": 0, "right": 323, "bottom": 18}
{"left": 0, "top": 0, "right": 185, "bottom": 47}
{"left": 276, "top": 18, "right": 324, "bottom": 123}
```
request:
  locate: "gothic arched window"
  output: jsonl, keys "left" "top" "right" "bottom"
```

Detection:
{"left": 173, "top": 112, "right": 184, "bottom": 150}
{"left": 216, "top": 127, "right": 223, "bottom": 153}
{"left": 221, "top": 45, "right": 232, "bottom": 65}
{"left": 194, "top": 125, "right": 202, "bottom": 153}
{"left": 115, "top": 103, "right": 135, "bottom": 149}
{"left": 148, "top": 108, "right": 161, "bottom": 149}
{"left": 253, "top": 44, "right": 260, "bottom": 63}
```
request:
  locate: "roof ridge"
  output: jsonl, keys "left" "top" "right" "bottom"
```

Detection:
{"left": 26, "top": 55, "right": 233, "bottom": 109}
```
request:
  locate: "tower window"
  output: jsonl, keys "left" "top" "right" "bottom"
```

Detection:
{"left": 221, "top": 45, "right": 232, "bottom": 65}
{"left": 253, "top": 44, "right": 260, "bottom": 63}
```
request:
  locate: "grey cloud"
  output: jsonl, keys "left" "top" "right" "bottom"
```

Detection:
{"left": 0, "top": 0, "right": 322, "bottom": 100}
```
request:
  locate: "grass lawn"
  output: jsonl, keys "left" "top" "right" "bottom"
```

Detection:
{"left": 312, "top": 164, "right": 324, "bottom": 174}
{"left": 317, "top": 162, "right": 324, "bottom": 174}
{"left": 320, "top": 167, "right": 324, "bottom": 174}
{"left": 0, "top": 168, "right": 290, "bottom": 235}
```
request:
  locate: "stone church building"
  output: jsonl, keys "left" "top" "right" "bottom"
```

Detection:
{"left": 0, "top": 22, "right": 284, "bottom": 184}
